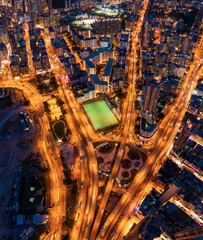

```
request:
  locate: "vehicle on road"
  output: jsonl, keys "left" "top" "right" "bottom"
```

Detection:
{"left": 75, "top": 212, "right": 80, "bottom": 222}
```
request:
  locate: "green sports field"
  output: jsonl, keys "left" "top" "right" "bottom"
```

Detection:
{"left": 84, "top": 101, "right": 118, "bottom": 130}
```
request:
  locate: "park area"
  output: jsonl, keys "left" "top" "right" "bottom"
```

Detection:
{"left": 83, "top": 101, "right": 118, "bottom": 130}
{"left": 53, "top": 120, "right": 66, "bottom": 140}
{"left": 118, "top": 145, "right": 148, "bottom": 187}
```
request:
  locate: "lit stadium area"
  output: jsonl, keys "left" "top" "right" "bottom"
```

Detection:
{"left": 84, "top": 101, "right": 118, "bottom": 130}
{"left": 48, "top": 98, "right": 62, "bottom": 121}
{"left": 72, "top": 19, "right": 95, "bottom": 29}
{"left": 93, "top": 7, "right": 119, "bottom": 17}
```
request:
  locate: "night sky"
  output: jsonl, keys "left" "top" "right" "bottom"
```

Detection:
{"left": 53, "top": 0, "right": 65, "bottom": 9}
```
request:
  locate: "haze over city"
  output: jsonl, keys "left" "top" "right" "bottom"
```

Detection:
{"left": 0, "top": 0, "right": 202, "bottom": 239}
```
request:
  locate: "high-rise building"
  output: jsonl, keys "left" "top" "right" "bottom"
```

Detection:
{"left": 48, "top": 0, "right": 52, "bottom": 13}
{"left": 28, "top": 0, "right": 41, "bottom": 21}
{"left": 141, "top": 20, "right": 155, "bottom": 50}
{"left": 27, "top": 0, "right": 32, "bottom": 20}
{"left": 10, "top": 55, "right": 20, "bottom": 76}
{"left": 0, "top": 0, "right": 12, "bottom": 7}
{"left": 28, "top": 20, "right": 35, "bottom": 30}
{"left": 0, "top": 28, "right": 9, "bottom": 44}
{"left": 27, "top": 0, "right": 44, "bottom": 24}
{"left": 173, "top": 119, "right": 195, "bottom": 153}
{"left": 181, "top": 37, "right": 190, "bottom": 53}
{"left": 39, "top": 13, "right": 59, "bottom": 28}
{"left": 0, "top": 43, "right": 8, "bottom": 61}
{"left": 174, "top": 226, "right": 203, "bottom": 239}
{"left": 158, "top": 184, "right": 180, "bottom": 205}
{"left": 21, "top": 0, "right": 27, "bottom": 14}
{"left": 142, "top": 80, "right": 162, "bottom": 121}
{"left": 126, "top": 215, "right": 162, "bottom": 240}
{"left": 13, "top": 0, "right": 24, "bottom": 12}
{"left": 92, "top": 19, "right": 121, "bottom": 35}
{"left": 34, "top": 0, "right": 42, "bottom": 12}
{"left": 65, "top": 0, "right": 68, "bottom": 10}
{"left": 38, "top": 0, "right": 41, "bottom": 13}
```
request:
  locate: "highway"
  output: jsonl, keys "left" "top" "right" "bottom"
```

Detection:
{"left": 89, "top": 1, "right": 150, "bottom": 239}
{"left": 41, "top": 30, "right": 100, "bottom": 240}
{"left": 24, "top": 22, "right": 36, "bottom": 79}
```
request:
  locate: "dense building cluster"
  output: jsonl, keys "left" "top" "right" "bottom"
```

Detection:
{"left": 139, "top": 0, "right": 202, "bottom": 140}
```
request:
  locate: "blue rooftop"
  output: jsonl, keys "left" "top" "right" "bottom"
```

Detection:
{"left": 103, "top": 58, "right": 114, "bottom": 77}
{"left": 141, "top": 118, "right": 157, "bottom": 133}
{"left": 90, "top": 74, "right": 107, "bottom": 86}
{"left": 86, "top": 60, "right": 95, "bottom": 68}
